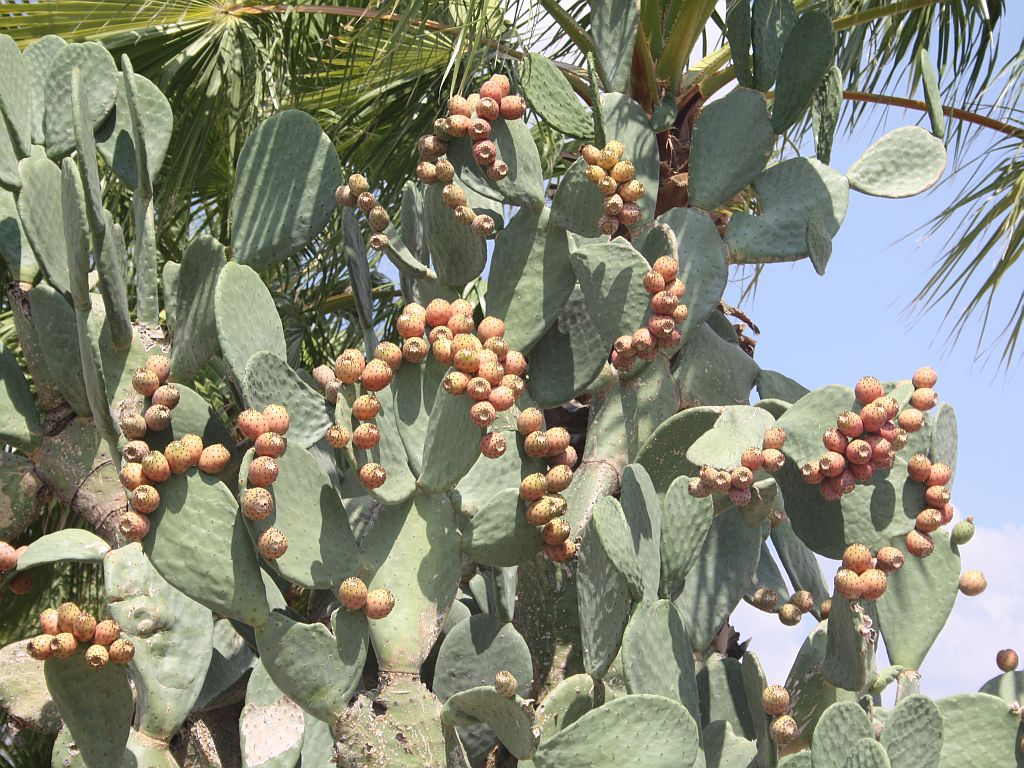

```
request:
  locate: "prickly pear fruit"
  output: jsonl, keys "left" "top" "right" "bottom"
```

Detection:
{"left": 480, "top": 432, "right": 508, "bottom": 459}
{"left": 761, "top": 685, "right": 790, "bottom": 715}
{"left": 898, "top": 408, "right": 924, "bottom": 432}
{"left": 958, "top": 570, "right": 987, "bottom": 596}
{"left": 242, "top": 487, "right": 274, "bottom": 521}
{"left": 550, "top": 446, "right": 577, "bottom": 468}
{"left": 262, "top": 404, "right": 290, "bottom": 435}
{"left": 52, "top": 632, "right": 78, "bottom": 659}
{"left": 40, "top": 608, "right": 59, "bottom": 635}
{"left": 778, "top": 604, "right": 802, "bottom": 626}
{"left": 339, "top": 577, "right": 368, "bottom": 611}
{"left": 470, "top": 401, "right": 497, "bottom": 428}
{"left": 910, "top": 387, "right": 938, "bottom": 411}
{"left": 198, "top": 444, "right": 230, "bottom": 474}
{"left": 109, "top": 638, "right": 135, "bottom": 665}
{"left": 905, "top": 529, "right": 934, "bottom": 558}
{"left": 119, "top": 511, "right": 150, "bottom": 542}
{"left": 120, "top": 462, "right": 145, "bottom": 490}
{"left": 875, "top": 546, "right": 905, "bottom": 572}
{"left": 951, "top": 517, "right": 975, "bottom": 545}
{"left": 761, "top": 449, "right": 785, "bottom": 472}
{"left": 144, "top": 404, "right": 172, "bottom": 432}
{"left": 132, "top": 368, "right": 160, "bottom": 397}
{"left": 542, "top": 518, "right": 571, "bottom": 546}
{"left": 131, "top": 485, "right": 160, "bottom": 514}
{"left": 907, "top": 454, "right": 932, "bottom": 483}
{"left": 122, "top": 440, "right": 151, "bottom": 463}
{"left": 257, "top": 528, "right": 288, "bottom": 560}
{"left": 770, "top": 715, "right": 798, "bottom": 746}
{"left": 359, "top": 463, "right": 387, "bottom": 489}
{"left": 361, "top": 359, "right": 394, "bottom": 391}
{"left": 236, "top": 409, "right": 268, "bottom": 441}
{"left": 996, "top": 649, "right": 1019, "bottom": 673}
{"left": 545, "top": 538, "right": 578, "bottom": 563}
{"left": 254, "top": 432, "right": 287, "bottom": 459}
{"left": 858, "top": 568, "right": 888, "bottom": 600}
{"left": 165, "top": 441, "right": 194, "bottom": 474}
{"left": 85, "top": 644, "right": 109, "bottom": 669}
{"left": 363, "top": 589, "right": 395, "bottom": 619}
{"left": 924, "top": 485, "right": 951, "bottom": 509}
{"left": 729, "top": 487, "right": 752, "bottom": 507}
{"left": 152, "top": 384, "right": 180, "bottom": 410}
{"left": 834, "top": 568, "right": 863, "bottom": 600}
{"left": 57, "top": 603, "right": 81, "bottom": 633}
{"left": 27, "top": 635, "right": 54, "bottom": 660}
{"left": 790, "top": 591, "right": 814, "bottom": 613}
{"left": 546, "top": 465, "right": 573, "bottom": 494}
{"left": 494, "top": 670, "right": 518, "bottom": 698}
{"left": 141, "top": 451, "right": 171, "bottom": 483}
{"left": 926, "top": 462, "right": 952, "bottom": 487}
{"left": 915, "top": 507, "right": 944, "bottom": 533}
{"left": 912, "top": 367, "right": 938, "bottom": 388}
{"left": 854, "top": 376, "right": 884, "bottom": 405}
{"left": 71, "top": 612, "right": 96, "bottom": 642}
{"left": 93, "top": 620, "right": 120, "bottom": 646}
{"left": 752, "top": 587, "right": 777, "bottom": 612}
{"left": 326, "top": 424, "right": 350, "bottom": 449}
{"left": 353, "top": 423, "right": 381, "bottom": 450}
{"left": 520, "top": 473, "right": 548, "bottom": 502}
{"left": 247, "top": 457, "right": 279, "bottom": 488}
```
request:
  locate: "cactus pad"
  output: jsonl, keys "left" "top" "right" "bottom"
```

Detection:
{"left": 43, "top": 42, "right": 117, "bottom": 158}
{"left": 243, "top": 352, "right": 331, "bottom": 449}
{"left": 770, "top": 12, "right": 835, "bottom": 133}
{"left": 880, "top": 694, "right": 942, "bottom": 768}
{"left": 463, "top": 488, "right": 544, "bottom": 566}
{"left": 95, "top": 72, "right": 173, "bottom": 189}
{"left": 214, "top": 262, "right": 287, "bottom": 377}
{"left": 846, "top": 126, "right": 947, "bottom": 199}
{"left": 520, "top": 53, "right": 594, "bottom": 138}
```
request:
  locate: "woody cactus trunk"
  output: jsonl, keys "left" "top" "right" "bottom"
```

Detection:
{"left": 0, "top": 8, "right": 1021, "bottom": 768}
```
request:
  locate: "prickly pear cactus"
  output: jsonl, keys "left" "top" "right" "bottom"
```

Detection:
{"left": 0, "top": 7, "right": 1017, "bottom": 768}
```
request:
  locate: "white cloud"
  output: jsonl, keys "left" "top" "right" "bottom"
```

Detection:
{"left": 729, "top": 523, "right": 1024, "bottom": 699}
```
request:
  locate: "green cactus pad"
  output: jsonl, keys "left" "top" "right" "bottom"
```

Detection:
{"left": 773, "top": 384, "right": 930, "bottom": 557}
{"left": 360, "top": 492, "right": 460, "bottom": 672}
{"left": 659, "top": 475, "right": 714, "bottom": 599}
{"left": 740, "top": 651, "right": 776, "bottom": 765}
{"left": 349, "top": 383, "right": 417, "bottom": 505}
{"left": 812, "top": 65, "right": 844, "bottom": 164}
{"left": 593, "top": 496, "right": 645, "bottom": 600}
{"left": 936, "top": 693, "right": 1022, "bottom": 766}
{"left": 0, "top": 36, "right": 32, "bottom": 158}
{"left": 601, "top": 93, "right": 658, "bottom": 223}
{"left": 22, "top": 36, "right": 65, "bottom": 145}
{"left": 451, "top": 118, "right": 544, "bottom": 208}
{"left": 725, "top": 157, "right": 849, "bottom": 265}
{"left": 441, "top": 686, "right": 538, "bottom": 759}
{"left": 811, "top": 701, "right": 873, "bottom": 768}
{"left": 591, "top": 0, "right": 639, "bottom": 92}
{"left": 704, "top": 720, "right": 759, "bottom": 768}
{"left": 725, "top": 0, "right": 754, "bottom": 87}
{"left": 44, "top": 655, "right": 132, "bottom": 767}
{"left": 95, "top": 72, "right": 173, "bottom": 189}
{"left": 846, "top": 126, "right": 947, "bottom": 199}
{"left": 230, "top": 110, "right": 341, "bottom": 271}
{"left": 434, "top": 613, "right": 533, "bottom": 704}
{"left": 0, "top": 345, "right": 41, "bottom": 450}
{"left": 875, "top": 531, "right": 960, "bottom": 671}
{"left": 550, "top": 158, "right": 604, "bottom": 237}
{"left": 751, "top": 0, "right": 795, "bottom": 91}
{"left": 688, "top": 88, "right": 774, "bottom": 211}
{"left": 620, "top": 464, "right": 662, "bottom": 601}
{"left": 533, "top": 673, "right": 596, "bottom": 744}
{"left": 0, "top": 187, "right": 38, "bottom": 283}
{"left": 526, "top": 288, "right": 608, "bottom": 408}
{"left": 757, "top": 369, "right": 810, "bottom": 403}
{"left": 577, "top": 510, "right": 634, "bottom": 678}
{"left": 240, "top": 660, "right": 305, "bottom": 768}
{"left": 841, "top": 738, "right": 892, "bottom": 768}
{"left": 70, "top": 73, "right": 105, "bottom": 246}
{"left": 979, "top": 670, "right": 1024, "bottom": 706}
{"left": 520, "top": 53, "right": 594, "bottom": 138}
{"left": 453, "top": 419, "right": 545, "bottom": 517}
{"left": 533, "top": 694, "right": 699, "bottom": 768}
{"left": 97, "top": 214, "right": 133, "bottom": 350}
{"left": 918, "top": 49, "right": 945, "bottom": 139}
{"left": 0, "top": 640, "right": 61, "bottom": 732}
{"left": 299, "top": 714, "right": 334, "bottom": 767}
{"left": 636, "top": 406, "right": 721, "bottom": 495}
{"left": 103, "top": 544, "right": 213, "bottom": 741}
{"left": 823, "top": 595, "right": 876, "bottom": 692}
{"left": 675, "top": 506, "right": 762, "bottom": 651}
{"left": 424, "top": 181, "right": 487, "bottom": 286}
{"left": 687, "top": 405, "right": 775, "bottom": 468}
{"left": 695, "top": 655, "right": 757, "bottom": 740}
{"left": 16, "top": 150, "right": 70, "bottom": 293}
{"left": 928, "top": 402, "right": 957, "bottom": 480}
{"left": 0, "top": 453, "right": 43, "bottom": 540}
{"left": 15, "top": 529, "right": 110, "bottom": 571}
{"left": 214, "top": 262, "right": 287, "bottom": 377}
{"left": 43, "top": 42, "right": 117, "bottom": 159}
{"left": 417, "top": 389, "right": 484, "bottom": 494}
{"left": 169, "top": 235, "right": 225, "bottom": 382}
{"left": 655, "top": 207, "right": 729, "bottom": 343}
{"left": 786, "top": 622, "right": 853, "bottom": 751}
{"left": 194, "top": 618, "right": 255, "bottom": 711}
{"left": 387, "top": 357, "right": 445, "bottom": 474}
{"left": 748, "top": 540, "right": 792, "bottom": 607}
{"left": 462, "top": 488, "right": 544, "bottom": 566}
{"left": 879, "top": 694, "right": 942, "bottom": 768}
{"left": 571, "top": 239, "right": 650, "bottom": 349}
{"left": 255, "top": 608, "right": 368, "bottom": 724}
{"left": 771, "top": 519, "right": 830, "bottom": 608}
{"left": 488, "top": 207, "right": 575, "bottom": 353}
{"left": 144, "top": 470, "right": 270, "bottom": 627}
{"left": 673, "top": 323, "right": 760, "bottom": 406}
{"left": 771, "top": 12, "right": 836, "bottom": 133}
{"left": 239, "top": 443, "right": 359, "bottom": 589}
{"left": 341, "top": 208, "right": 379, "bottom": 349}
{"left": 242, "top": 352, "right": 331, "bottom": 449}
{"left": 621, "top": 600, "right": 700, "bottom": 725}
{"left": 0, "top": 118, "right": 20, "bottom": 190}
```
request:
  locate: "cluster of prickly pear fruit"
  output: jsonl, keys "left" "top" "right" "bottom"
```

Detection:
{"left": 516, "top": 406, "right": 578, "bottom": 562}
{"left": 611, "top": 255, "right": 688, "bottom": 372}
{"left": 25, "top": 602, "right": 132, "bottom": 669}
{"left": 761, "top": 684, "right": 796, "bottom": 746}
{"left": 833, "top": 542, "right": 903, "bottom": 601}
{"left": 581, "top": 140, "right": 645, "bottom": 235}
{"left": 338, "top": 576, "right": 395, "bottom": 620}
{"left": 119, "top": 353, "right": 232, "bottom": 541}
{"left": 688, "top": 426, "right": 786, "bottom": 506}
{"left": 335, "top": 172, "right": 395, "bottom": 250}
{"left": 238, "top": 405, "right": 291, "bottom": 560}
{"left": 0, "top": 540, "right": 30, "bottom": 594}
{"left": 753, "top": 585, "right": 829, "bottom": 626}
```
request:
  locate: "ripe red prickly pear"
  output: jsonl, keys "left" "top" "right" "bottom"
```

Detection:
{"left": 915, "top": 507, "right": 944, "bottom": 533}
{"left": 109, "top": 638, "right": 135, "bottom": 665}
{"left": 875, "top": 546, "right": 905, "bottom": 573}
{"left": 997, "top": 649, "right": 1019, "bottom": 673}
{"left": 402, "top": 337, "right": 429, "bottom": 364}
{"left": 741, "top": 447, "right": 763, "bottom": 472}
{"left": 860, "top": 403, "right": 887, "bottom": 433}
{"left": 854, "top": 376, "right": 884, "bottom": 405}
{"left": 842, "top": 544, "right": 873, "bottom": 575}
{"left": 470, "top": 401, "right": 497, "bottom": 428}
{"left": 152, "top": 384, "right": 180, "bottom": 409}
{"left": 819, "top": 476, "right": 843, "bottom": 501}
{"left": 363, "top": 588, "right": 395, "bottom": 619}
{"left": 762, "top": 427, "right": 786, "bottom": 450}
{"left": 926, "top": 462, "right": 952, "bottom": 487}
{"left": 247, "top": 457, "right": 279, "bottom": 488}
{"left": 729, "top": 487, "right": 752, "bottom": 507}
{"left": 133, "top": 368, "right": 160, "bottom": 397}
{"left": 120, "top": 462, "right": 145, "bottom": 490}
{"left": 145, "top": 404, "right": 172, "bottom": 432}
{"left": 858, "top": 569, "right": 888, "bottom": 600}
{"left": 488, "top": 386, "right": 516, "bottom": 412}
{"left": 924, "top": 485, "right": 951, "bottom": 509}
{"left": 480, "top": 432, "right": 507, "bottom": 459}
{"left": 472, "top": 140, "right": 497, "bottom": 165}
{"left": 874, "top": 395, "right": 901, "bottom": 421}
{"left": 119, "top": 511, "right": 150, "bottom": 542}
{"left": 359, "top": 463, "right": 387, "bottom": 489}
{"left": 145, "top": 354, "right": 170, "bottom": 383}
{"left": 731, "top": 466, "right": 754, "bottom": 490}
{"left": 353, "top": 423, "right": 381, "bottom": 450}
{"left": 778, "top": 604, "right": 802, "bottom": 626}
{"left": 544, "top": 427, "right": 571, "bottom": 456}
{"left": 254, "top": 432, "right": 287, "bottom": 459}
{"left": 198, "top": 444, "right": 230, "bottom": 474}
{"left": 326, "top": 424, "right": 350, "bottom": 449}
{"left": 257, "top": 528, "right": 288, "bottom": 560}
{"left": 801, "top": 461, "right": 823, "bottom": 485}
{"left": 550, "top": 446, "right": 578, "bottom": 468}
{"left": 335, "top": 355, "right": 365, "bottom": 384}
{"left": 499, "top": 95, "right": 526, "bottom": 120}
{"left": 849, "top": 462, "right": 874, "bottom": 482}
{"left": 907, "top": 454, "right": 932, "bottom": 482}
{"left": 263, "top": 404, "right": 290, "bottom": 435}
{"left": 823, "top": 428, "right": 849, "bottom": 454}
{"left": 477, "top": 316, "right": 505, "bottom": 341}
{"left": 338, "top": 577, "right": 368, "bottom": 611}
{"left": 819, "top": 451, "right": 846, "bottom": 478}
{"left": 237, "top": 409, "right": 268, "bottom": 441}
{"left": 324, "top": 381, "right": 342, "bottom": 403}
{"left": 905, "top": 529, "right": 934, "bottom": 558}
{"left": 652, "top": 256, "right": 678, "bottom": 282}
{"left": 542, "top": 518, "right": 571, "bottom": 545}
{"left": 179, "top": 434, "right": 204, "bottom": 466}
{"left": 958, "top": 570, "right": 986, "bottom": 596}
{"left": 52, "top": 632, "right": 78, "bottom": 659}
{"left": 85, "top": 644, "right": 109, "bottom": 669}
{"left": 525, "top": 496, "right": 562, "bottom": 526}
{"left": 688, "top": 477, "right": 712, "bottom": 498}
{"left": 517, "top": 408, "right": 544, "bottom": 436}
{"left": 374, "top": 342, "right": 404, "bottom": 371}
{"left": 545, "top": 538, "right": 578, "bottom": 563}
{"left": 836, "top": 411, "right": 864, "bottom": 438}
{"left": 122, "top": 440, "right": 151, "bottom": 463}
{"left": 443, "top": 371, "right": 471, "bottom": 396}
{"left": 910, "top": 387, "right": 938, "bottom": 411}
{"left": 141, "top": 451, "right": 170, "bottom": 483}
{"left": 762, "top": 685, "right": 791, "bottom": 716}
{"left": 519, "top": 473, "right": 548, "bottom": 502}
{"left": 912, "top": 366, "right": 938, "bottom": 389}
{"left": 769, "top": 715, "right": 798, "bottom": 746}
{"left": 834, "top": 568, "right": 863, "bottom": 600}
{"left": 898, "top": 409, "right": 924, "bottom": 432}
{"left": 27, "top": 635, "right": 55, "bottom": 660}
{"left": 131, "top": 485, "right": 160, "bottom": 514}
{"left": 57, "top": 602, "right": 81, "bottom": 632}
{"left": 164, "top": 445, "right": 192, "bottom": 477}
{"left": 761, "top": 449, "right": 785, "bottom": 473}
{"left": 242, "top": 487, "right": 274, "bottom": 521}
{"left": 40, "top": 608, "right": 59, "bottom": 635}
{"left": 650, "top": 291, "right": 678, "bottom": 315}
{"left": 361, "top": 359, "right": 394, "bottom": 391}
{"left": 845, "top": 439, "right": 872, "bottom": 466}
{"left": 72, "top": 612, "right": 96, "bottom": 642}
